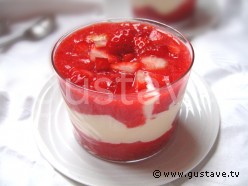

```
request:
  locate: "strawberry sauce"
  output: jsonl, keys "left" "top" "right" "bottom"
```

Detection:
{"left": 54, "top": 21, "right": 191, "bottom": 90}
{"left": 52, "top": 20, "right": 193, "bottom": 162}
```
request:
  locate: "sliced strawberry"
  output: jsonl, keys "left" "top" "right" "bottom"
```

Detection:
{"left": 95, "top": 57, "right": 110, "bottom": 71}
{"left": 86, "top": 34, "right": 107, "bottom": 48}
{"left": 141, "top": 56, "right": 167, "bottom": 70}
{"left": 107, "top": 28, "right": 136, "bottom": 55}
{"left": 89, "top": 47, "right": 118, "bottom": 63}
{"left": 133, "top": 70, "right": 169, "bottom": 91}
{"left": 110, "top": 62, "right": 141, "bottom": 73}
{"left": 109, "top": 55, "right": 119, "bottom": 63}
{"left": 133, "top": 70, "right": 151, "bottom": 91}
{"left": 90, "top": 48, "right": 108, "bottom": 61}
{"left": 134, "top": 36, "right": 150, "bottom": 54}
{"left": 132, "top": 23, "right": 153, "bottom": 36}
{"left": 122, "top": 53, "right": 136, "bottom": 62}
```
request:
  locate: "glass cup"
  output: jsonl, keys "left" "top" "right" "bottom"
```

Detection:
{"left": 51, "top": 18, "right": 194, "bottom": 163}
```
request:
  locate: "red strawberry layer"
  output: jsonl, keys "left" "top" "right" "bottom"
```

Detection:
{"left": 54, "top": 21, "right": 192, "bottom": 127}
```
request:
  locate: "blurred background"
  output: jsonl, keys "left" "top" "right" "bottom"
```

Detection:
{"left": 0, "top": 0, "right": 245, "bottom": 47}
{"left": 0, "top": 0, "right": 248, "bottom": 186}
{"left": 0, "top": 0, "right": 243, "bottom": 39}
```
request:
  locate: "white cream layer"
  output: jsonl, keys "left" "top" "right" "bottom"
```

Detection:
{"left": 133, "top": 0, "right": 186, "bottom": 14}
{"left": 67, "top": 102, "right": 181, "bottom": 144}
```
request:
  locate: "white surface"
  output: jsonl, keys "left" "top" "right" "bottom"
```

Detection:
{"left": 0, "top": 0, "right": 248, "bottom": 185}
{"left": 33, "top": 72, "right": 220, "bottom": 186}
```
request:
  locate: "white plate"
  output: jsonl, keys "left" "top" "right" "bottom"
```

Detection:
{"left": 33, "top": 72, "right": 220, "bottom": 186}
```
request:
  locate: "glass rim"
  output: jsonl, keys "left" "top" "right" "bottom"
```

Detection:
{"left": 51, "top": 18, "right": 195, "bottom": 96}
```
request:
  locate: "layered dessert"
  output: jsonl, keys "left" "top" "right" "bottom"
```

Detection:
{"left": 52, "top": 19, "right": 193, "bottom": 162}
{"left": 132, "top": 0, "right": 196, "bottom": 23}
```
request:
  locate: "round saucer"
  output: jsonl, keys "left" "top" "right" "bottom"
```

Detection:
{"left": 33, "top": 72, "right": 220, "bottom": 186}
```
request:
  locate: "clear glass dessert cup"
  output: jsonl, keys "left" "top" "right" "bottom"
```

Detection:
{"left": 51, "top": 18, "right": 194, "bottom": 163}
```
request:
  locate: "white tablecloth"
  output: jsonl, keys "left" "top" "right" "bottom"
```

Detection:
{"left": 0, "top": 0, "right": 247, "bottom": 185}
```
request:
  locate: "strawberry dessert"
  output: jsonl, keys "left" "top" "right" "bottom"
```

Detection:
{"left": 52, "top": 19, "right": 194, "bottom": 162}
{"left": 132, "top": 0, "right": 196, "bottom": 23}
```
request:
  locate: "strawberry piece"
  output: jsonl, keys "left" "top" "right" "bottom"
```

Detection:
{"left": 122, "top": 53, "right": 136, "bottom": 62}
{"left": 89, "top": 47, "right": 108, "bottom": 61}
{"left": 141, "top": 56, "right": 167, "bottom": 70}
{"left": 111, "top": 62, "right": 141, "bottom": 73}
{"left": 134, "top": 36, "right": 150, "bottom": 54}
{"left": 132, "top": 23, "right": 153, "bottom": 36}
{"left": 89, "top": 47, "right": 118, "bottom": 63}
{"left": 95, "top": 57, "right": 110, "bottom": 71}
{"left": 107, "top": 28, "right": 136, "bottom": 55}
{"left": 133, "top": 70, "right": 168, "bottom": 91}
{"left": 86, "top": 34, "right": 107, "bottom": 47}
{"left": 133, "top": 70, "right": 151, "bottom": 91}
